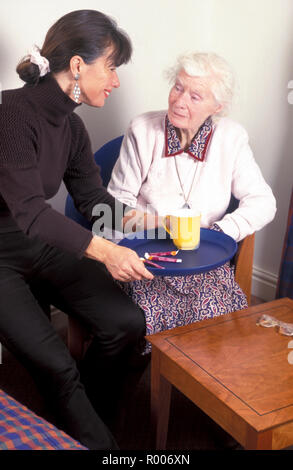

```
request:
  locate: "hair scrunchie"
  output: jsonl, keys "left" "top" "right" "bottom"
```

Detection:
{"left": 29, "top": 45, "right": 50, "bottom": 77}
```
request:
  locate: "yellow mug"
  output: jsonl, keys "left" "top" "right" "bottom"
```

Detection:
{"left": 162, "top": 209, "right": 201, "bottom": 250}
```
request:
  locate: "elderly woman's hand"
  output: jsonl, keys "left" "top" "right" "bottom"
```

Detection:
{"left": 85, "top": 236, "right": 154, "bottom": 282}
{"left": 122, "top": 209, "right": 162, "bottom": 232}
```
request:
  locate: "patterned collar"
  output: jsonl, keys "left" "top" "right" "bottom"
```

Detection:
{"left": 164, "top": 115, "right": 213, "bottom": 161}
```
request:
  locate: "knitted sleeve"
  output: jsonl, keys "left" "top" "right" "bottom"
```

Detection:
{"left": 64, "top": 113, "right": 127, "bottom": 234}
{"left": 0, "top": 105, "right": 93, "bottom": 257}
{"left": 0, "top": 105, "right": 39, "bottom": 168}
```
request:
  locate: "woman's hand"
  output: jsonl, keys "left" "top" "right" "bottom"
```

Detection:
{"left": 122, "top": 209, "right": 162, "bottom": 232}
{"left": 85, "top": 236, "right": 154, "bottom": 282}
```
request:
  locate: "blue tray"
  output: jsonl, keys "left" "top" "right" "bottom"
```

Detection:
{"left": 118, "top": 227, "right": 238, "bottom": 276}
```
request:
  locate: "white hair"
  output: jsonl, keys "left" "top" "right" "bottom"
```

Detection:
{"left": 165, "top": 52, "right": 235, "bottom": 119}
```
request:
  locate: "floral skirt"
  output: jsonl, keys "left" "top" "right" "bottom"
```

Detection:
{"left": 119, "top": 262, "right": 248, "bottom": 353}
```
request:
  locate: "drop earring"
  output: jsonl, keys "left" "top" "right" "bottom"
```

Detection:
{"left": 73, "top": 73, "right": 81, "bottom": 103}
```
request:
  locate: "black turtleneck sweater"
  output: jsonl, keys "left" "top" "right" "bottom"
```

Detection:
{"left": 0, "top": 74, "right": 123, "bottom": 257}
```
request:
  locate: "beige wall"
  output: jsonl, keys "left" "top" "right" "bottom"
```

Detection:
{"left": 1, "top": 0, "right": 293, "bottom": 299}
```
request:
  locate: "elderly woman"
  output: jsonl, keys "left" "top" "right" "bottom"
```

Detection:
{"left": 108, "top": 52, "right": 276, "bottom": 347}
{"left": 0, "top": 10, "right": 154, "bottom": 450}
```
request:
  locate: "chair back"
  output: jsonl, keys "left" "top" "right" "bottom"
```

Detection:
{"left": 94, "top": 135, "right": 124, "bottom": 186}
{"left": 64, "top": 136, "right": 123, "bottom": 228}
{"left": 225, "top": 194, "right": 239, "bottom": 215}
{"left": 225, "top": 194, "right": 255, "bottom": 304}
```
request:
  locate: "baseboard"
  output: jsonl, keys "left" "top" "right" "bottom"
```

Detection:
{"left": 252, "top": 266, "right": 278, "bottom": 301}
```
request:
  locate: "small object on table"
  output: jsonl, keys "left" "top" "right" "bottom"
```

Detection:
{"left": 256, "top": 314, "right": 279, "bottom": 328}
{"left": 145, "top": 253, "right": 182, "bottom": 263}
{"left": 256, "top": 314, "right": 293, "bottom": 336}
{"left": 147, "top": 250, "right": 179, "bottom": 257}
{"left": 140, "top": 257, "right": 165, "bottom": 269}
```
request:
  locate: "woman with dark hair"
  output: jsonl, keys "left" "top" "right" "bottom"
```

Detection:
{"left": 0, "top": 9, "right": 153, "bottom": 450}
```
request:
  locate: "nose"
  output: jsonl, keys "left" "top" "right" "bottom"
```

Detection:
{"left": 112, "top": 71, "right": 120, "bottom": 88}
{"left": 174, "top": 92, "right": 188, "bottom": 108}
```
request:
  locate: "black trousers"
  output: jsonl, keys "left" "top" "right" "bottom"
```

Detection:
{"left": 0, "top": 229, "right": 146, "bottom": 450}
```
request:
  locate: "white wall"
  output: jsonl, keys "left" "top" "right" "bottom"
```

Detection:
{"left": 1, "top": 0, "right": 292, "bottom": 300}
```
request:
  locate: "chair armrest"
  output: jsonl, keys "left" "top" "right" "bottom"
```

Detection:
{"left": 234, "top": 233, "right": 255, "bottom": 305}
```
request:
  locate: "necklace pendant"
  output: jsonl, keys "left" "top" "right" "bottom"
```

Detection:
{"left": 182, "top": 202, "right": 191, "bottom": 209}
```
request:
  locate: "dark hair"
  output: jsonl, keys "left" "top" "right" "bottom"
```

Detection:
{"left": 17, "top": 9, "right": 132, "bottom": 85}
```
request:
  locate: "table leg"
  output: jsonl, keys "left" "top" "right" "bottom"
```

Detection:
{"left": 245, "top": 429, "right": 273, "bottom": 450}
{"left": 150, "top": 347, "right": 172, "bottom": 449}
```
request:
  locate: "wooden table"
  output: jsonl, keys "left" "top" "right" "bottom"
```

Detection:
{"left": 147, "top": 298, "right": 293, "bottom": 450}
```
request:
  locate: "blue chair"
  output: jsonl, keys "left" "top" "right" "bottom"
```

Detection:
{"left": 65, "top": 135, "right": 124, "bottom": 228}
{"left": 65, "top": 136, "right": 255, "bottom": 360}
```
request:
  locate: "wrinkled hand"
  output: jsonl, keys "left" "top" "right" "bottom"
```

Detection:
{"left": 85, "top": 236, "right": 154, "bottom": 282}
{"left": 122, "top": 209, "right": 163, "bottom": 233}
{"left": 103, "top": 243, "right": 154, "bottom": 282}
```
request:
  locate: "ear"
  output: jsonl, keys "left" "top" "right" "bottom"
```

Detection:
{"left": 69, "top": 56, "right": 85, "bottom": 77}
{"left": 214, "top": 102, "right": 223, "bottom": 115}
